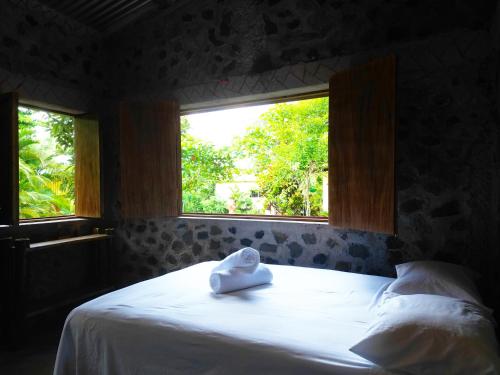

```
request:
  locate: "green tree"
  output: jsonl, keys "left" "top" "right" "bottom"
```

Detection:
{"left": 230, "top": 187, "right": 254, "bottom": 214}
{"left": 18, "top": 107, "right": 75, "bottom": 219}
{"left": 237, "top": 97, "right": 328, "bottom": 216}
{"left": 47, "top": 112, "right": 74, "bottom": 153}
{"left": 181, "top": 117, "right": 235, "bottom": 213}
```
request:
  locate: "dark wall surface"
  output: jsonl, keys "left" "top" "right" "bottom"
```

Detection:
{"left": 0, "top": 0, "right": 499, "bottom": 314}
{"left": 0, "top": 0, "right": 104, "bottom": 111}
{"left": 0, "top": 0, "right": 107, "bottom": 315}
{"left": 105, "top": 0, "right": 495, "bottom": 96}
{"left": 103, "top": 0, "right": 500, "bottom": 313}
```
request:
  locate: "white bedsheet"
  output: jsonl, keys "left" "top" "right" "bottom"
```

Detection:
{"left": 54, "top": 262, "right": 394, "bottom": 375}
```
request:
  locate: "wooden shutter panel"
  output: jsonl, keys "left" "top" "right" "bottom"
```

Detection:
{"left": 329, "top": 56, "right": 396, "bottom": 234}
{"left": 75, "top": 117, "right": 101, "bottom": 218}
{"left": 119, "top": 100, "right": 181, "bottom": 218}
{"left": 0, "top": 93, "right": 18, "bottom": 225}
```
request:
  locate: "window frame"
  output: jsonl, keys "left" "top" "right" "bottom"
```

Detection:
{"left": 118, "top": 57, "right": 395, "bottom": 233}
{"left": 0, "top": 96, "right": 102, "bottom": 226}
{"left": 17, "top": 104, "right": 77, "bottom": 222}
{"left": 179, "top": 89, "right": 330, "bottom": 222}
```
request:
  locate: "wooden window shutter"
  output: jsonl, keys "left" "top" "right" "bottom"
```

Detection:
{"left": 329, "top": 56, "right": 396, "bottom": 234}
{"left": 0, "top": 92, "right": 19, "bottom": 225}
{"left": 119, "top": 100, "right": 181, "bottom": 218}
{"left": 75, "top": 117, "right": 101, "bottom": 218}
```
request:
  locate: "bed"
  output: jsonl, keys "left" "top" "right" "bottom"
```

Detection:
{"left": 53, "top": 261, "right": 397, "bottom": 375}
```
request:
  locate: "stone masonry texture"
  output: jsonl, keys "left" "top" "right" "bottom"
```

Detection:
{"left": 0, "top": 0, "right": 499, "bottom": 315}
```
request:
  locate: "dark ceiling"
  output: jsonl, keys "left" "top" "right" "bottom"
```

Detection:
{"left": 38, "top": 0, "right": 182, "bottom": 33}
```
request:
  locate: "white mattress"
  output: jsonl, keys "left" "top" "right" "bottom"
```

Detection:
{"left": 54, "top": 262, "right": 395, "bottom": 375}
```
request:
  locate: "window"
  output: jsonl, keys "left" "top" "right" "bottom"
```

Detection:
{"left": 181, "top": 96, "right": 329, "bottom": 218}
{"left": 0, "top": 93, "right": 101, "bottom": 225}
{"left": 18, "top": 106, "right": 75, "bottom": 219}
{"left": 117, "top": 56, "right": 396, "bottom": 233}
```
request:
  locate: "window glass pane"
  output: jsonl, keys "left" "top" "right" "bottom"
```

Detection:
{"left": 181, "top": 96, "right": 328, "bottom": 217}
{"left": 18, "top": 106, "right": 75, "bottom": 219}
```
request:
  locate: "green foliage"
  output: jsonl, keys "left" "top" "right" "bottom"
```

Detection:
{"left": 237, "top": 97, "right": 329, "bottom": 216}
{"left": 47, "top": 112, "right": 74, "bottom": 153}
{"left": 18, "top": 107, "right": 75, "bottom": 219}
{"left": 181, "top": 118, "right": 234, "bottom": 213}
{"left": 230, "top": 187, "right": 253, "bottom": 214}
{"left": 181, "top": 97, "right": 329, "bottom": 217}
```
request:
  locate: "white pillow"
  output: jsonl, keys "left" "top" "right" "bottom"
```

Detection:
{"left": 351, "top": 293, "right": 500, "bottom": 374}
{"left": 386, "top": 260, "right": 483, "bottom": 305}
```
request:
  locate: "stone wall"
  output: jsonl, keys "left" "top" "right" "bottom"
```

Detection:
{"left": 115, "top": 25, "right": 499, "bottom": 294}
{"left": 109, "top": 0, "right": 500, "bottom": 313}
{"left": 0, "top": 0, "right": 107, "bottom": 313}
{"left": 105, "top": 0, "right": 495, "bottom": 98}
{"left": 118, "top": 218, "right": 393, "bottom": 283}
{"left": 0, "top": 0, "right": 105, "bottom": 111}
{"left": 0, "top": 0, "right": 498, "bottom": 313}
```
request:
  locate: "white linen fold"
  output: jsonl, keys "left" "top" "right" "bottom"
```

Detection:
{"left": 212, "top": 247, "right": 260, "bottom": 274}
{"left": 209, "top": 248, "right": 273, "bottom": 294}
{"left": 209, "top": 264, "right": 273, "bottom": 294}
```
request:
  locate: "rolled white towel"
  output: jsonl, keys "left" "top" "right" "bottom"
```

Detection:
{"left": 210, "top": 264, "right": 273, "bottom": 294}
{"left": 212, "top": 247, "right": 260, "bottom": 274}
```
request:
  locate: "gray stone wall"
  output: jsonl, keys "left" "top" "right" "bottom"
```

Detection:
{"left": 0, "top": 0, "right": 498, "bottom": 312}
{"left": 113, "top": 23, "right": 500, "bottom": 314}
{"left": 0, "top": 0, "right": 105, "bottom": 111}
{"left": 118, "top": 217, "right": 393, "bottom": 283}
{"left": 0, "top": 1, "right": 109, "bottom": 312}
{"left": 105, "top": 0, "right": 495, "bottom": 98}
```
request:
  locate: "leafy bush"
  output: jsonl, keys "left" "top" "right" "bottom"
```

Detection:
{"left": 18, "top": 107, "right": 75, "bottom": 219}
{"left": 181, "top": 118, "right": 234, "bottom": 214}
{"left": 181, "top": 97, "right": 329, "bottom": 217}
{"left": 237, "top": 97, "right": 328, "bottom": 216}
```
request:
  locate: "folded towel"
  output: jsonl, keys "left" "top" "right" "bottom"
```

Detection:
{"left": 209, "top": 264, "right": 273, "bottom": 294}
{"left": 212, "top": 247, "right": 260, "bottom": 274}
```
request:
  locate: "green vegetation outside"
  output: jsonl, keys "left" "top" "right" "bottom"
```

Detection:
{"left": 182, "top": 96, "right": 329, "bottom": 217}
{"left": 18, "top": 97, "right": 328, "bottom": 219}
{"left": 18, "top": 107, "right": 75, "bottom": 219}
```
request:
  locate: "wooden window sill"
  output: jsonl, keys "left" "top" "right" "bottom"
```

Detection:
{"left": 19, "top": 217, "right": 95, "bottom": 226}
{"left": 181, "top": 214, "right": 328, "bottom": 225}
{"left": 28, "top": 234, "right": 111, "bottom": 252}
